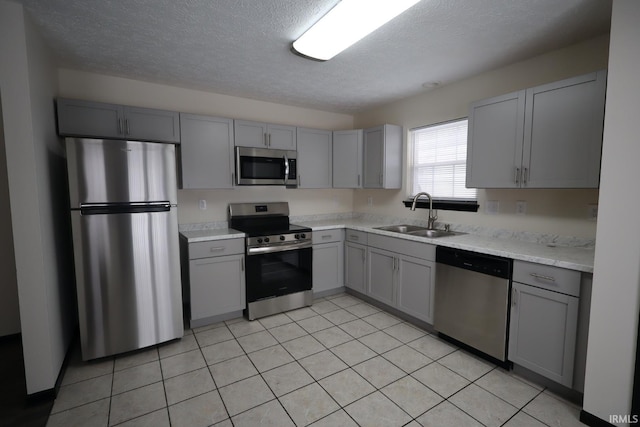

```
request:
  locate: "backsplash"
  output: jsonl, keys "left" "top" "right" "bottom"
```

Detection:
{"left": 179, "top": 211, "right": 595, "bottom": 249}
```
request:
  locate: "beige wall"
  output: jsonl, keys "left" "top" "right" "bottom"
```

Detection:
{"left": 58, "top": 69, "right": 355, "bottom": 223}
{"left": 353, "top": 35, "right": 610, "bottom": 238}
{"left": 583, "top": 1, "right": 640, "bottom": 423}
{"left": 0, "top": 0, "right": 75, "bottom": 394}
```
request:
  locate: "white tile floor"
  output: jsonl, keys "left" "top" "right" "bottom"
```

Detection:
{"left": 46, "top": 293, "right": 586, "bottom": 427}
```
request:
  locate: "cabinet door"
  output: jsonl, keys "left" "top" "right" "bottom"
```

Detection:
{"left": 345, "top": 242, "right": 367, "bottom": 293}
{"left": 313, "top": 242, "right": 344, "bottom": 294}
{"left": 466, "top": 91, "right": 526, "bottom": 188}
{"left": 267, "top": 124, "right": 297, "bottom": 150}
{"left": 56, "top": 98, "right": 123, "bottom": 139}
{"left": 234, "top": 120, "right": 267, "bottom": 148}
{"left": 333, "top": 129, "right": 363, "bottom": 188}
{"left": 522, "top": 71, "right": 606, "bottom": 188}
{"left": 509, "top": 282, "right": 579, "bottom": 387}
{"left": 124, "top": 106, "right": 180, "bottom": 143}
{"left": 189, "top": 254, "right": 245, "bottom": 322}
{"left": 367, "top": 247, "right": 396, "bottom": 306}
{"left": 363, "top": 126, "right": 384, "bottom": 188}
{"left": 397, "top": 255, "right": 435, "bottom": 324}
{"left": 179, "top": 114, "right": 234, "bottom": 189}
{"left": 297, "top": 128, "right": 332, "bottom": 188}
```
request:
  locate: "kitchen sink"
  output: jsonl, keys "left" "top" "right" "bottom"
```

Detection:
{"left": 374, "top": 224, "right": 463, "bottom": 238}
{"left": 374, "top": 224, "right": 428, "bottom": 233}
{"left": 407, "top": 229, "right": 461, "bottom": 238}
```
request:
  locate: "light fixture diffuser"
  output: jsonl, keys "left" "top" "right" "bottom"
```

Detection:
{"left": 292, "top": 0, "right": 421, "bottom": 61}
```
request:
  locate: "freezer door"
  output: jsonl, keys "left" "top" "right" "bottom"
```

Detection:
{"left": 66, "top": 138, "right": 177, "bottom": 207}
{"left": 71, "top": 208, "right": 183, "bottom": 360}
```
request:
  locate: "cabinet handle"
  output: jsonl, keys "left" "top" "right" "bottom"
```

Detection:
{"left": 523, "top": 167, "right": 528, "bottom": 184}
{"left": 357, "top": 174, "right": 360, "bottom": 186}
{"left": 298, "top": 175, "right": 301, "bottom": 187}
{"left": 263, "top": 133, "right": 267, "bottom": 147}
{"left": 322, "top": 234, "right": 332, "bottom": 239}
{"left": 379, "top": 174, "right": 383, "bottom": 185}
{"left": 118, "top": 118, "right": 123, "bottom": 134}
{"left": 231, "top": 172, "right": 235, "bottom": 185}
{"left": 512, "top": 288, "right": 518, "bottom": 307}
{"left": 530, "top": 272, "right": 556, "bottom": 282}
{"left": 209, "top": 247, "right": 225, "bottom": 253}
{"left": 515, "top": 167, "right": 520, "bottom": 185}
{"left": 349, "top": 235, "right": 359, "bottom": 240}
{"left": 241, "top": 257, "right": 244, "bottom": 271}
{"left": 268, "top": 134, "right": 271, "bottom": 147}
{"left": 125, "top": 119, "right": 130, "bottom": 135}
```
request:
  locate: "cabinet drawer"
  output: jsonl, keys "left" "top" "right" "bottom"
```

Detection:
{"left": 368, "top": 233, "right": 435, "bottom": 261}
{"left": 513, "top": 260, "right": 580, "bottom": 297}
{"left": 312, "top": 228, "right": 344, "bottom": 244}
{"left": 189, "top": 238, "right": 244, "bottom": 260}
{"left": 345, "top": 229, "right": 368, "bottom": 244}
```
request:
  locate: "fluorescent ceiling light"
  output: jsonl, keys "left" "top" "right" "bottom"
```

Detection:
{"left": 292, "top": 0, "right": 421, "bottom": 61}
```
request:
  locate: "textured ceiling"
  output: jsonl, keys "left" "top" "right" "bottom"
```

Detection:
{"left": 16, "top": 0, "right": 611, "bottom": 113}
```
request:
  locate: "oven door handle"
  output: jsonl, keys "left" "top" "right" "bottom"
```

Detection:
{"left": 247, "top": 241, "right": 311, "bottom": 256}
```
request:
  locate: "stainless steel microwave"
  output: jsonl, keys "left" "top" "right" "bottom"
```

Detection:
{"left": 235, "top": 146, "right": 298, "bottom": 186}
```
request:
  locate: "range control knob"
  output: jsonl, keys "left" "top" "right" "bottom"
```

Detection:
{"left": 294, "top": 234, "right": 300, "bottom": 239}
{"left": 300, "top": 233, "right": 306, "bottom": 239}
{"left": 257, "top": 238, "right": 263, "bottom": 244}
{"left": 264, "top": 237, "right": 270, "bottom": 243}
{"left": 280, "top": 235, "right": 286, "bottom": 241}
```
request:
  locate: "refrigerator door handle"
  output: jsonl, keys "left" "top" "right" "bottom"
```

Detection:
{"left": 80, "top": 202, "right": 172, "bottom": 215}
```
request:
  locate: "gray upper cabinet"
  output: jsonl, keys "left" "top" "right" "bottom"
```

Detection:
{"left": 467, "top": 70, "right": 606, "bottom": 188}
{"left": 234, "top": 119, "right": 296, "bottom": 150}
{"left": 363, "top": 124, "right": 402, "bottom": 189}
{"left": 179, "top": 113, "right": 234, "bottom": 189}
{"left": 523, "top": 71, "right": 606, "bottom": 188}
{"left": 466, "top": 91, "right": 526, "bottom": 188}
{"left": 297, "top": 127, "right": 332, "bottom": 188}
{"left": 56, "top": 98, "right": 180, "bottom": 143}
{"left": 332, "top": 129, "right": 363, "bottom": 188}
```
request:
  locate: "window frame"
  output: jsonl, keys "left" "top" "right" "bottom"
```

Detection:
{"left": 405, "top": 117, "right": 479, "bottom": 212}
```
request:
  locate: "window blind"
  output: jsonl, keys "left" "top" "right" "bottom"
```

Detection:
{"left": 411, "top": 119, "right": 476, "bottom": 200}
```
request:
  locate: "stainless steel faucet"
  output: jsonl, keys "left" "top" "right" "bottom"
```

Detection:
{"left": 411, "top": 192, "right": 438, "bottom": 230}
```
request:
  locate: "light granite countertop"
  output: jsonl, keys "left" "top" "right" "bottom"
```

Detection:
{"left": 179, "top": 217, "right": 595, "bottom": 273}
{"left": 179, "top": 228, "right": 244, "bottom": 242}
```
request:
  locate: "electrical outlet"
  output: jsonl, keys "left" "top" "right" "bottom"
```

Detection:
{"left": 588, "top": 204, "right": 598, "bottom": 220}
{"left": 198, "top": 199, "right": 207, "bottom": 210}
{"left": 367, "top": 196, "right": 373, "bottom": 207}
{"left": 515, "top": 200, "right": 527, "bottom": 215}
{"left": 486, "top": 200, "right": 499, "bottom": 215}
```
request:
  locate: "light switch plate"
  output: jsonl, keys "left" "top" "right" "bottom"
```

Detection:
{"left": 486, "top": 200, "right": 499, "bottom": 215}
{"left": 367, "top": 196, "right": 373, "bottom": 207}
{"left": 515, "top": 200, "right": 527, "bottom": 215}
{"left": 198, "top": 199, "right": 207, "bottom": 210}
{"left": 588, "top": 204, "right": 598, "bottom": 220}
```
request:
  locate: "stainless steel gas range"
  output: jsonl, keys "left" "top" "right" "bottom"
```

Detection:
{"left": 229, "top": 202, "right": 313, "bottom": 320}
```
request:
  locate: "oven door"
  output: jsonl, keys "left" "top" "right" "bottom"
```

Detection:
{"left": 245, "top": 246, "right": 312, "bottom": 302}
{"left": 235, "top": 146, "right": 297, "bottom": 186}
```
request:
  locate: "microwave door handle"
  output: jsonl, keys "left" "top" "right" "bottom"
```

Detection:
{"left": 283, "top": 154, "right": 289, "bottom": 185}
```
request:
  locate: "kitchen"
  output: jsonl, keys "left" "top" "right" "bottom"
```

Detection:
{"left": 0, "top": 0, "right": 639, "bottom": 426}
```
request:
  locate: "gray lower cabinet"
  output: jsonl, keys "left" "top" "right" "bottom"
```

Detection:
{"left": 366, "top": 234, "right": 436, "bottom": 323}
{"left": 297, "top": 128, "right": 332, "bottom": 188}
{"left": 312, "top": 229, "right": 344, "bottom": 295}
{"left": 179, "top": 113, "right": 234, "bottom": 189}
{"left": 56, "top": 98, "right": 180, "bottom": 143}
{"left": 183, "top": 238, "right": 246, "bottom": 328}
{"left": 467, "top": 70, "right": 606, "bottom": 188}
{"left": 363, "top": 124, "right": 402, "bottom": 189}
{"left": 344, "top": 230, "right": 368, "bottom": 294}
{"left": 234, "top": 119, "right": 296, "bottom": 150}
{"left": 508, "top": 261, "right": 580, "bottom": 387}
{"left": 333, "top": 129, "right": 363, "bottom": 188}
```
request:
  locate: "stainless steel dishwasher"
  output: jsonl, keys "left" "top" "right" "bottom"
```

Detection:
{"left": 434, "top": 246, "right": 512, "bottom": 363}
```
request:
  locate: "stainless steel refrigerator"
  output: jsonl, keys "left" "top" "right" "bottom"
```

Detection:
{"left": 66, "top": 138, "right": 183, "bottom": 360}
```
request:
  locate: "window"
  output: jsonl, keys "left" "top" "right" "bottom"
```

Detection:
{"left": 410, "top": 118, "right": 476, "bottom": 200}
